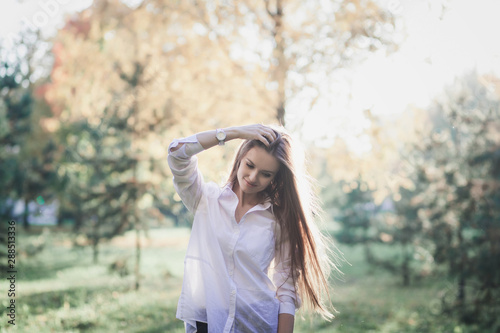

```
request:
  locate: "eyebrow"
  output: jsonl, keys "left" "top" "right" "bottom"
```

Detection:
{"left": 245, "top": 158, "right": 278, "bottom": 174}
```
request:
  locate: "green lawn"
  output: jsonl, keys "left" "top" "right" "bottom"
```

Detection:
{"left": 0, "top": 227, "right": 488, "bottom": 332}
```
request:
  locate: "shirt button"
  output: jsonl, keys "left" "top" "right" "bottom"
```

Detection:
{"left": 231, "top": 290, "right": 236, "bottom": 295}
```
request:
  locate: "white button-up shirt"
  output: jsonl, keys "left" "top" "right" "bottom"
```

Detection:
{"left": 168, "top": 135, "right": 300, "bottom": 333}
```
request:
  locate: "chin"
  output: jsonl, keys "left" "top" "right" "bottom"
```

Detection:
{"left": 242, "top": 185, "right": 259, "bottom": 193}
{"left": 239, "top": 180, "right": 258, "bottom": 193}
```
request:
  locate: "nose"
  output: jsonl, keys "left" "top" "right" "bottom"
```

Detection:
{"left": 249, "top": 170, "right": 258, "bottom": 183}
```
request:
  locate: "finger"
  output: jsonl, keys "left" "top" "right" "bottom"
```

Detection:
{"left": 261, "top": 131, "right": 274, "bottom": 144}
{"left": 263, "top": 129, "right": 276, "bottom": 143}
{"left": 258, "top": 134, "right": 271, "bottom": 147}
{"left": 268, "top": 130, "right": 277, "bottom": 142}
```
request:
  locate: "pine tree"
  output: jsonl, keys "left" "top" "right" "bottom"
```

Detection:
{"left": 411, "top": 72, "right": 500, "bottom": 325}
{"left": 333, "top": 178, "right": 377, "bottom": 260}
{"left": 1, "top": 30, "right": 61, "bottom": 229}
{"left": 0, "top": 36, "right": 33, "bottom": 228}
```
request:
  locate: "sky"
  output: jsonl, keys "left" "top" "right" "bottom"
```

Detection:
{"left": 352, "top": 0, "right": 500, "bottom": 116}
{"left": 1, "top": 0, "right": 500, "bottom": 152}
{"left": 296, "top": 0, "right": 500, "bottom": 150}
{"left": 0, "top": 0, "right": 92, "bottom": 41}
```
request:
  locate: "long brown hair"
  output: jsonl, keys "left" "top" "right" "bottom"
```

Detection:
{"left": 227, "top": 126, "right": 337, "bottom": 319}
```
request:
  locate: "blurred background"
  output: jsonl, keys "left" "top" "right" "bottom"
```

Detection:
{"left": 0, "top": 0, "right": 499, "bottom": 332}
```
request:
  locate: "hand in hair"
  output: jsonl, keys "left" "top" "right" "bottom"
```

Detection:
{"left": 183, "top": 124, "right": 278, "bottom": 151}
{"left": 231, "top": 124, "right": 277, "bottom": 147}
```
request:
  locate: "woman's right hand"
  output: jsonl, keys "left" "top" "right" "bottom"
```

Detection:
{"left": 231, "top": 124, "right": 278, "bottom": 147}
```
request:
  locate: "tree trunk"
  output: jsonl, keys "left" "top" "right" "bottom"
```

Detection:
{"left": 267, "top": 0, "right": 287, "bottom": 125}
{"left": 57, "top": 211, "right": 63, "bottom": 227}
{"left": 23, "top": 198, "right": 30, "bottom": 229}
{"left": 364, "top": 242, "right": 374, "bottom": 264}
{"left": 73, "top": 208, "right": 83, "bottom": 231}
{"left": 92, "top": 216, "right": 99, "bottom": 264}
{"left": 134, "top": 224, "right": 141, "bottom": 290}
{"left": 402, "top": 244, "right": 410, "bottom": 287}
{"left": 92, "top": 238, "right": 99, "bottom": 264}
{"left": 457, "top": 223, "right": 466, "bottom": 314}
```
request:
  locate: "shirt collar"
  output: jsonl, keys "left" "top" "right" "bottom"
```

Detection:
{"left": 221, "top": 183, "right": 273, "bottom": 212}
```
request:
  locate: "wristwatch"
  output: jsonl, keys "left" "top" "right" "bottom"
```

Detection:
{"left": 216, "top": 128, "right": 227, "bottom": 146}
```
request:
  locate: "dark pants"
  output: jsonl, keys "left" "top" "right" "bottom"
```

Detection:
{"left": 196, "top": 321, "right": 208, "bottom": 333}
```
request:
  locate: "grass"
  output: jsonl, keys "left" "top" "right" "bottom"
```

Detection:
{"left": 0, "top": 226, "right": 491, "bottom": 332}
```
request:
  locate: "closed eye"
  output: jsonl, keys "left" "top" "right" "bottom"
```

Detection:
{"left": 246, "top": 163, "right": 254, "bottom": 169}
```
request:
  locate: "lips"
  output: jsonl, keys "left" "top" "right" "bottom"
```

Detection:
{"left": 244, "top": 179, "right": 257, "bottom": 187}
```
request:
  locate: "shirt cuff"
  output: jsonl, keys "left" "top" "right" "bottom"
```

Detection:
{"left": 168, "top": 134, "right": 204, "bottom": 158}
{"left": 278, "top": 296, "right": 296, "bottom": 315}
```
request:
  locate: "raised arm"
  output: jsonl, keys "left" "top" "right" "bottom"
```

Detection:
{"left": 170, "top": 124, "right": 277, "bottom": 152}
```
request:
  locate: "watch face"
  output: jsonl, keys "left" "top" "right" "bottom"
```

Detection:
{"left": 216, "top": 131, "right": 226, "bottom": 140}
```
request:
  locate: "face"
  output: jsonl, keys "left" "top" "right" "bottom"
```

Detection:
{"left": 237, "top": 146, "right": 280, "bottom": 196}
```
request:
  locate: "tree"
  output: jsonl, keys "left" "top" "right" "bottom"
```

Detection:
{"left": 42, "top": 0, "right": 277, "bottom": 289}
{"left": 185, "top": 0, "right": 398, "bottom": 126}
{"left": 332, "top": 177, "right": 377, "bottom": 259}
{"left": 0, "top": 37, "right": 33, "bottom": 219}
{"left": 41, "top": 0, "right": 402, "bottom": 289}
{"left": 0, "top": 30, "right": 59, "bottom": 229}
{"left": 330, "top": 169, "right": 430, "bottom": 286}
{"left": 408, "top": 72, "right": 500, "bottom": 326}
{"left": 372, "top": 184, "right": 430, "bottom": 286}
{"left": 0, "top": 85, "right": 15, "bottom": 272}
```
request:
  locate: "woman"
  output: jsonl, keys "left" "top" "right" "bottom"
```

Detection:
{"left": 168, "top": 124, "right": 335, "bottom": 333}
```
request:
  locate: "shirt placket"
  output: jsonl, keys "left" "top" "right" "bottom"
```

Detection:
{"left": 224, "top": 218, "right": 240, "bottom": 333}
